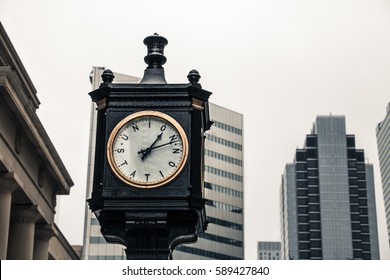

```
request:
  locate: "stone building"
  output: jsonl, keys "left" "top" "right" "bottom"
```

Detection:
{"left": 0, "top": 22, "right": 78, "bottom": 259}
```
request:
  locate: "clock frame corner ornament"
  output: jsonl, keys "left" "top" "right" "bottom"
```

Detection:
{"left": 107, "top": 110, "right": 189, "bottom": 188}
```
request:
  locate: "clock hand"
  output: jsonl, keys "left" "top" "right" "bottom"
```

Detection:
{"left": 145, "top": 139, "right": 180, "bottom": 151}
{"left": 138, "top": 132, "right": 163, "bottom": 160}
{"left": 138, "top": 139, "right": 180, "bottom": 159}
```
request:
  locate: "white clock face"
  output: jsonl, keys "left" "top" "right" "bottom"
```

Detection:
{"left": 107, "top": 111, "right": 188, "bottom": 188}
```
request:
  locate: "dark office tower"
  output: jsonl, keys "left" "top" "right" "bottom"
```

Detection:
{"left": 376, "top": 103, "right": 390, "bottom": 249}
{"left": 280, "top": 116, "right": 380, "bottom": 260}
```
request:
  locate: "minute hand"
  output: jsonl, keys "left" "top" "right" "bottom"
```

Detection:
{"left": 146, "top": 140, "right": 180, "bottom": 151}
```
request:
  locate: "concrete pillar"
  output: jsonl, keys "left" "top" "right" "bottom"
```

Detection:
{"left": 33, "top": 224, "right": 54, "bottom": 260}
{"left": 7, "top": 205, "right": 40, "bottom": 260}
{"left": 0, "top": 174, "right": 19, "bottom": 260}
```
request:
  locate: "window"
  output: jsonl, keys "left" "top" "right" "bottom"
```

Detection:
{"left": 204, "top": 182, "right": 243, "bottom": 198}
{"left": 346, "top": 136, "right": 355, "bottom": 147}
{"left": 299, "top": 233, "right": 310, "bottom": 241}
{"left": 206, "top": 134, "right": 242, "bottom": 151}
{"left": 307, "top": 178, "right": 319, "bottom": 185}
{"left": 205, "top": 149, "right": 242, "bottom": 166}
{"left": 296, "top": 163, "right": 306, "bottom": 170}
{"left": 306, "top": 136, "right": 317, "bottom": 147}
{"left": 310, "top": 231, "right": 321, "bottom": 239}
{"left": 297, "top": 189, "right": 308, "bottom": 197}
{"left": 307, "top": 169, "right": 318, "bottom": 177}
{"left": 212, "top": 120, "right": 242, "bottom": 135}
{"left": 307, "top": 160, "right": 318, "bottom": 168}
{"left": 310, "top": 240, "right": 321, "bottom": 248}
{"left": 296, "top": 151, "right": 306, "bottom": 161}
{"left": 205, "top": 166, "right": 243, "bottom": 182}
{"left": 311, "top": 250, "right": 322, "bottom": 258}
{"left": 308, "top": 204, "right": 320, "bottom": 211}
{"left": 298, "top": 207, "right": 309, "bottom": 214}
{"left": 308, "top": 187, "right": 319, "bottom": 195}
{"left": 298, "top": 216, "right": 309, "bottom": 223}
{"left": 298, "top": 242, "right": 310, "bottom": 250}
{"left": 297, "top": 198, "right": 308, "bottom": 205}
{"left": 309, "top": 213, "right": 320, "bottom": 220}
{"left": 306, "top": 149, "right": 317, "bottom": 158}
{"left": 309, "top": 222, "right": 321, "bottom": 230}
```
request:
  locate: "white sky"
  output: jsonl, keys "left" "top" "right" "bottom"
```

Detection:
{"left": 1, "top": 0, "right": 390, "bottom": 260}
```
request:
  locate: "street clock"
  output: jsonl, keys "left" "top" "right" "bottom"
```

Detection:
{"left": 87, "top": 34, "right": 212, "bottom": 260}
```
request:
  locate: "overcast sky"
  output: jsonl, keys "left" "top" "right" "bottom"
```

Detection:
{"left": 1, "top": 0, "right": 390, "bottom": 260}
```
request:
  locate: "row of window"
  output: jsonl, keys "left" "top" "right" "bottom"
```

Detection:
{"left": 205, "top": 165, "right": 243, "bottom": 182}
{"left": 205, "top": 149, "right": 243, "bottom": 166}
{"left": 206, "top": 199, "right": 243, "bottom": 214}
{"left": 88, "top": 255, "right": 125, "bottom": 260}
{"left": 299, "top": 250, "right": 322, "bottom": 259}
{"left": 259, "top": 252, "right": 280, "bottom": 256}
{"left": 206, "top": 134, "right": 242, "bottom": 151}
{"left": 299, "top": 241, "right": 321, "bottom": 250}
{"left": 205, "top": 182, "right": 243, "bottom": 198}
{"left": 259, "top": 256, "right": 279, "bottom": 260}
{"left": 207, "top": 216, "right": 243, "bottom": 231}
{"left": 299, "top": 231, "right": 321, "bottom": 240}
{"left": 175, "top": 246, "right": 242, "bottom": 260}
{"left": 297, "top": 204, "right": 320, "bottom": 214}
{"left": 353, "top": 252, "right": 372, "bottom": 260}
{"left": 212, "top": 120, "right": 243, "bottom": 135}
{"left": 297, "top": 214, "right": 321, "bottom": 223}
{"left": 199, "top": 233, "right": 242, "bottom": 247}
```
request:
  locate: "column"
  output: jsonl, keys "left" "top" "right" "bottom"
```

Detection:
{"left": 7, "top": 205, "right": 40, "bottom": 260}
{"left": 0, "top": 173, "right": 18, "bottom": 260}
{"left": 33, "top": 224, "right": 54, "bottom": 260}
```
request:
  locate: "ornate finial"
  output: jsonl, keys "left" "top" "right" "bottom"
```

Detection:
{"left": 140, "top": 34, "right": 168, "bottom": 84}
{"left": 187, "top": 69, "right": 202, "bottom": 88}
{"left": 143, "top": 33, "right": 168, "bottom": 69}
{"left": 101, "top": 69, "right": 115, "bottom": 86}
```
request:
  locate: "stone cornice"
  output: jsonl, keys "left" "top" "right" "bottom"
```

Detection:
{"left": 0, "top": 67, "right": 73, "bottom": 194}
{"left": 0, "top": 23, "right": 39, "bottom": 109}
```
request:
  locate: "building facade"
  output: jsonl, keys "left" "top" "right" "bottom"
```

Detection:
{"left": 0, "top": 22, "right": 78, "bottom": 260}
{"left": 258, "top": 241, "right": 281, "bottom": 260}
{"left": 376, "top": 103, "right": 390, "bottom": 249}
{"left": 173, "top": 103, "right": 244, "bottom": 260}
{"left": 280, "top": 116, "right": 380, "bottom": 260}
{"left": 82, "top": 68, "right": 244, "bottom": 260}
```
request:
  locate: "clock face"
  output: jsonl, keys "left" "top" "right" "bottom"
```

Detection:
{"left": 107, "top": 111, "right": 188, "bottom": 188}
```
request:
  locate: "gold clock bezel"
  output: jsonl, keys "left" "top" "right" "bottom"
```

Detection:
{"left": 107, "top": 110, "right": 189, "bottom": 188}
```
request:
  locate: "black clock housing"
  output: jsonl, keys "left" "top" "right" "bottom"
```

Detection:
{"left": 87, "top": 34, "right": 212, "bottom": 259}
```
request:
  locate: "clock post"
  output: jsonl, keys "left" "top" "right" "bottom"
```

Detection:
{"left": 87, "top": 34, "right": 212, "bottom": 259}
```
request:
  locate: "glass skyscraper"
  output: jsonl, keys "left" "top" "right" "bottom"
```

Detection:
{"left": 82, "top": 67, "right": 244, "bottom": 260}
{"left": 376, "top": 103, "right": 390, "bottom": 249}
{"left": 280, "top": 115, "right": 379, "bottom": 260}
